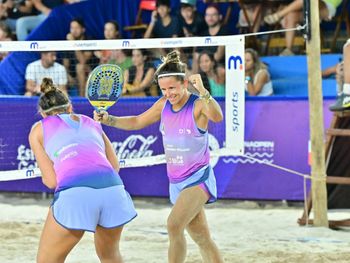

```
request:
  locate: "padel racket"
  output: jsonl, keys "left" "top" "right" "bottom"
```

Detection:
{"left": 87, "top": 64, "right": 123, "bottom": 111}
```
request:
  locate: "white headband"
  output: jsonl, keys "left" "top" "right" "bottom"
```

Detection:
{"left": 41, "top": 103, "right": 70, "bottom": 113}
{"left": 157, "top": 72, "right": 186, "bottom": 79}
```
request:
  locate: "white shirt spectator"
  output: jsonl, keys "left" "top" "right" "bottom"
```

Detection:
{"left": 25, "top": 57, "right": 67, "bottom": 96}
{"left": 26, "top": 59, "right": 67, "bottom": 85}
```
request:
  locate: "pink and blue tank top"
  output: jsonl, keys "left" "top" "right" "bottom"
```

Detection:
{"left": 41, "top": 114, "right": 122, "bottom": 192}
{"left": 160, "top": 94, "right": 210, "bottom": 183}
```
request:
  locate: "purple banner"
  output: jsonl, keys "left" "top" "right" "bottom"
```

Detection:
{"left": 0, "top": 96, "right": 334, "bottom": 200}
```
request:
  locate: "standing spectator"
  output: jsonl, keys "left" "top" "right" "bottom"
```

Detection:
{"left": 63, "top": 18, "right": 96, "bottom": 97}
{"left": 25, "top": 51, "right": 67, "bottom": 96}
{"left": 192, "top": 4, "right": 231, "bottom": 73}
{"left": 16, "top": 0, "right": 64, "bottom": 41}
{"left": 244, "top": 48, "right": 273, "bottom": 96}
{"left": 198, "top": 50, "right": 225, "bottom": 97}
{"left": 144, "top": 0, "right": 182, "bottom": 38}
{"left": 123, "top": 49, "right": 156, "bottom": 97}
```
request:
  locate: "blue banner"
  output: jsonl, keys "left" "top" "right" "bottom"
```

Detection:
{"left": 0, "top": 96, "right": 334, "bottom": 200}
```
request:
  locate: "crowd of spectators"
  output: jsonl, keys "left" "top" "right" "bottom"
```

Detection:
{"left": 4, "top": 0, "right": 346, "bottom": 98}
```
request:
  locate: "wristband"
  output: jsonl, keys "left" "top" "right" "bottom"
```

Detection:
{"left": 245, "top": 76, "right": 252, "bottom": 84}
{"left": 200, "top": 91, "right": 212, "bottom": 104}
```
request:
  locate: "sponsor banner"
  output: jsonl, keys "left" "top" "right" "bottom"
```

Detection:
{"left": 0, "top": 35, "right": 243, "bottom": 51}
{"left": 225, "top": 43, "right": 245, "bottom": 154}
{"left": 0, "top": 97, "right": 334, "bottom": 200}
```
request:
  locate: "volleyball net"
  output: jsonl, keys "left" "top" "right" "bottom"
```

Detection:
{"left": 0, "top": 35, "right": 245, "bottom": 182}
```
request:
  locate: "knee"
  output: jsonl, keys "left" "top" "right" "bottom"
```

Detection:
{"left": 167, "top": 217, "right": 185, "bottom": 236}
{"left": 95, "top": 246, "right": 120, "bottom": 262}
{"left": 190, "top": 232, "right": 211, "bottom": 248}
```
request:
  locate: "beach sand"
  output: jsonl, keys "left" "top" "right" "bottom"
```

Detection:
{"left": 1, "top": 193, "right": 350, "bottom": 263}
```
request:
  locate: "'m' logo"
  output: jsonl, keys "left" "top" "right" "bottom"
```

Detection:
{"left": 204, "top": 38, "right": 211, "bottom": 44}
{"left": 26, "top": 169, "right": 35, "bottom": 177}
{"left": 122, "top": 41, "right": 130, "bottom": 47}
{"left": 30, "top": 42, "right": 39, "bottom": 49}
{"left": 228, "top": 55, "right": 243, "bottom": 70}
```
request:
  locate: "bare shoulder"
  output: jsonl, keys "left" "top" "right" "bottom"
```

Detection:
{"left": 29, "top": 121, "right": 43, "bottom": 140}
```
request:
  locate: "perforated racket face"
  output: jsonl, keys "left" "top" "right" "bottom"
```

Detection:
{"left": 87, "top": 64, "right": 123, "bottom": 111}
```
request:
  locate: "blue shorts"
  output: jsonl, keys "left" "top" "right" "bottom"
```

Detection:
{"left": 52, "top": 185, "right": 137, "bottom": 232}
{"left": 169, "top": 165, "right": 217, "bottom": 205}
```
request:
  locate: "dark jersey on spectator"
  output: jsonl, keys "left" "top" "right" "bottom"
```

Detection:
{"left": 179, "top": 12, "right": 207, "bottom": 37}
{"left": 152, "top": 15, "right": 183, "bottom": 38}
{"left": 127, "top": 62, "right": 154, "bottom": 96}
{"left": 196, "top": 25, "right": 231, "bottom": 55}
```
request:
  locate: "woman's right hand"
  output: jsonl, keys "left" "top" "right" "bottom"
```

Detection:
{"left": 94, "top": 110, "right": 109, "bottom": 125}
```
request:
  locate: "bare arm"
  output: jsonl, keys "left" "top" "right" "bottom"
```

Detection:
{"left": 94, "top": 97, "right": 165, "bottom": 130}
{"left": 246, "top": 69, "right": 268, "bottom": 96}
{"left": 28, "top": 122, "right": 57, "bottom": 189}
{"left": 32, "top": 0, "right": 51, "bottom": 15}
{"left": 189, "top": 74, "right": 223, "bottom": 125}
{"left": 144, "top": 10, "right": 157, "bottom": 38}
{"left": 102, "top": 132, "right": 119, "bottom": 172}
{"left": 127, "top": 68, "right": 155, "bottom": 94}
{"left": 26, "top": 79, "right": 39, "bottom": 95}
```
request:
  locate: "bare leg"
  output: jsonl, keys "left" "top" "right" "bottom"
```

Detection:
{"left": 281, "top": 11, "right": 302, "bottom": 53}
{"left": 167, "top": 186, "right": 211, "bottom": 263}
{"left": 186, "top": 208, "right": 223, "bottom": 263}
{"left": 94, "top": 225, "right": 124, "bottom": 263}
{"left": 276, "top": 0, "right": 303, "bottom": 19}
{"left": 37, "top": 208, "right": 84, "bottom": 263}
{"left": 343, "top": 42, "right": 350, "bottom": 85}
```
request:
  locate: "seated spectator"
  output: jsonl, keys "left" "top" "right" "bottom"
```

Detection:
{"left": 63, "top": 18, "right": 96, "bottom": 97}
{"left": 0, "top": 0, "right": 35, "bottom": 36}
{"left": 178, "top": 0, "right": 207, "bottom": 37}
{"left": 0, "top": 21, "right": 13, "bottom": 61}
{"left": 237, "top": 4, "right": 266, "bottom": 33}
{"left": 329, "top": 40, "right": 350, "bottom": 111}
{"left": 94, "top": 20, "right": 132, "bottom": 71}
{"left": 144, "top": 0, "right": 182, "bottom": 38}
{"left": 94, "top": 20, "right": 120, "bottom": 64}
{"left": 244, "top": 48, "right": 273, "bottom": 96}
{"left": 123, "top": 49, "right": 157, "bottom": 97}
{"left": 198, "top": 50, "right": 225, "bottom": 97}
{"left": 264, "top": 0, "right": 342, "bottom": 56}
{"left": 16, "top": 0, "right": 64, "bottom": 41}
{"left": 25, "top": 51, "right": 67, "bottom": 96}
{"left": 192, "top": 4, "right": 231, "bottom": 73}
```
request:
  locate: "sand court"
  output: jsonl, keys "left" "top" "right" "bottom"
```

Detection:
{"left": 1, "top": 194, "right": 350, "bottom": 263}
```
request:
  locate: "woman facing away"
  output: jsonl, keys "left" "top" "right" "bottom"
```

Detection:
{"left": 94, "top": 50, "right": 224, "bottom": 263}
{"left": 245, "top": 48, "right": 273, "bottom": 96}
{"left": 29, "top": 78, "right": 136, "bottom": 263}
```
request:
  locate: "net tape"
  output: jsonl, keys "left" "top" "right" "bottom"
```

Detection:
{"left": 0, "top": 148, "right": 236, "bottom": 182}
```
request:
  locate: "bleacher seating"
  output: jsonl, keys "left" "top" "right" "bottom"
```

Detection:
{"left": 261, "top": 54, "right": 341, "bottom": 97}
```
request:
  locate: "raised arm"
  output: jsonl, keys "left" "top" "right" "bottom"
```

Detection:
{"left": 189, "top": 74, "right": 223, "bottom": 124}
{"left": 94, "top": 97, "right": 166, "bottom": 130}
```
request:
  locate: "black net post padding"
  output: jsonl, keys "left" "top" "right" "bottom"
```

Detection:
{"left": 303, "top": 0, "right": 311, "bottom": 41}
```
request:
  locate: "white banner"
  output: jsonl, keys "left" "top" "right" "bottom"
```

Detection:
{"left": 225, "top": 41, "right": 245, "bottom": 154}
{"left": 0, "top": 35, "right": 243, "bottom": 51}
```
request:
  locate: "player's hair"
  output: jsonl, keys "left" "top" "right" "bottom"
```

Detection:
{"left": 39, "top": 78, "right": 70, "bottom": 115}
{"left": 154, "top": 50, "right": 187, "bottom": 83}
